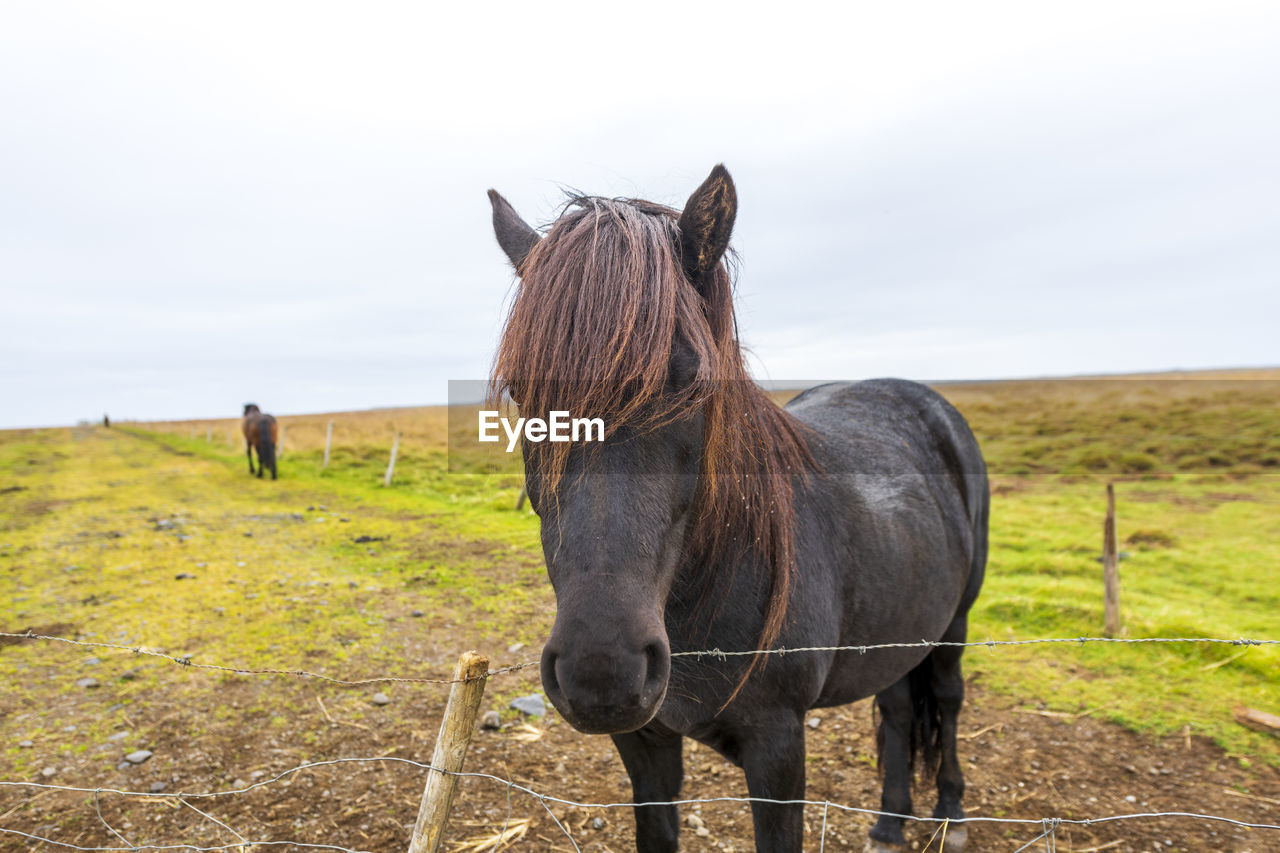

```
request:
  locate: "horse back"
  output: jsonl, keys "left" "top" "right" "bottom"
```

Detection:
{"left": 787, "top": 378, "right": 986, "bottom": 527}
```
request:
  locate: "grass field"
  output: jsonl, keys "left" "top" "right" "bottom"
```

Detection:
{"left": 14, "top": 372, "right": 1278, "bottom": 757}
{"left": 1, "top": 372, "right": 1278, "bottom": 851}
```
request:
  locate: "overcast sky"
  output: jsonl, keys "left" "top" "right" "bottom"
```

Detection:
{"left": 2, "top": 1, "right": 1278, "bottom": 427}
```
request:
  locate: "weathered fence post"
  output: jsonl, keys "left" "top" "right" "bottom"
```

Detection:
{"left": 384, "top": 432, "right": 401, "bottom": 486}
{"left": 227, "top": 427, "right": 234, "bottom": 449}
{"left": 408, "top": 650, "right": 490, "bottom": 853}
{"left": 515, "top": 484, "right": 527, "bottom": 510}
{"left": 323, "top": 421, "right": 334, "bottom": 468}
{"left": 206, "top": 427, "right": 212, "bottom": 443}
{"left": 1103, "top": 482, "right": 1121, "bottom": 636}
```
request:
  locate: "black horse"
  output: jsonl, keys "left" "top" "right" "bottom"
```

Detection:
{"left": 488, "top": 166, "right": 988, "bottom": 852}
{"left": 241, "top": 403, "right": 278, "bottom": 480}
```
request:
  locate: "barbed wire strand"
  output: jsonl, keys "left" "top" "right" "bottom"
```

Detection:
{"left": 1011, "top": 817, "right": 1061, "bottom": 853}
{"left": 177, "top": 798, "right": 249, "bottom": 851}
{"left": 671, "top": 635, "right": 1280, "bottom": 661}
{"left": 535, "top": 793, "right": 580, "bottom": 853}
{"left": 2, "top": 632, "right": 1275, "bottom": 690}
{"left": 93, "top": 789, "right": 131, "bottom": 849}
{"left": 5, "top": 758, "right": 1279, "bottom": 833}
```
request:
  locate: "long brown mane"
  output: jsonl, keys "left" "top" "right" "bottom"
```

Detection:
{"left": 491, "top": 196, "right": 812, "bottom": 657}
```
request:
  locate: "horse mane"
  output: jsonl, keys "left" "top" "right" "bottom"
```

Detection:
{"left": 491, "top": 195, "right": 813, "bottom": 661}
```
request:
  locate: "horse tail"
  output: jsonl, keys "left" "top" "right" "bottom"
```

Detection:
{"left": 908, "top": 655, "right": 941, "bottom": 780}
{"left": 256, "top": 415, "right": 277, "bottom": 472}
{"left": 873, "top": 656, "right": 941, "bottom": 783}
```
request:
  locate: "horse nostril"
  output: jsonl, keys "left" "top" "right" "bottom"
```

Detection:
{"left": 642, "top": 640, "right": 670, "bottom": 696}
{"left": 540, "top": 648, "right": 564, "bottom": 705}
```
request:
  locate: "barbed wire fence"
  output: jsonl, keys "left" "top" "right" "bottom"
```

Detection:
{"left": 2, "top": 630, "right": 1279, "bottom": 852}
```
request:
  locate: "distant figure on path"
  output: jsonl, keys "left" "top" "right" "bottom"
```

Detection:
{"left": 241, "top": 403, "right": 279, "bottom": 480}
{"left": 103, "top": 414, "right": 110, "bottom": 428}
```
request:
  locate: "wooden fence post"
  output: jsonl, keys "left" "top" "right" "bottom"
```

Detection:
{"left": 206, "top": 427, "right": 212, "bottom": 443}
{"left": 384, "top": 433, "right": 401, "bottom": 486}
{"left": 227, "top": 427, "right": 234, "bottom": 449}
{"left": 1103, "top": 482, "right": 1121, "bottom": 636}
{"left": 408, "top": 651, "right": 490, "bottom": 853}
{"left": 515, "top": 485, "right": 527, "bottom": 510}
{"left": 323, "top": 421, "right": 334, "bottom": 468}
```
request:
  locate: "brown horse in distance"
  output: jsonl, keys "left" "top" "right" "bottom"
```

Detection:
{"left": 241, "top": 403, "right": 279, "bottom": 480}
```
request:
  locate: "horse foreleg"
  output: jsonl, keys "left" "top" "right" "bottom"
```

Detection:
{"left": 739, "top": 712, "right": 806, "bottom": 852}
{"left": 611, "top": 725, "right": 683, "bottom": 853}
{"left": 246, "top": 443, "right": 256, "bottom": 475}
{"left": 869, "top": 677, "right": 914, "bottom": 851}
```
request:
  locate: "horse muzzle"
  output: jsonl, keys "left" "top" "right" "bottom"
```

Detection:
{"left": 540, "top": 637, "right": 670, "bottom": 734}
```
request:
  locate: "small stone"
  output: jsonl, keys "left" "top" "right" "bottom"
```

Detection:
{"left": 509, "top": 694, "right": 546, "bottom": 717}
{"left": 149, "top": 781, "right": 167, "bottom": 793}
{"left": 62, "top": 725, "right": 77, "bottom": 732}
{"left": 411, "top": 610, "right": 425, "bottom": 618}
{"left": 807, "top": 716, "right": 821, "bottom": 729}
{"left": 107, "top": 732, "right": 128, "bottom": 742}
{"left": 250, "top": 770, "right": 267, "bottom": 780}
{"left": 175, "top": 572, "right": 196, "bottom": 580}
{"left": 591, "top": 817, "right": 606, "bottom": 830}
{"left": 507, "top": 642, "right": 525, "bottom": 653}
{"left": 237, "top": 561, "right": 246, "bottom": 567}
{"left": 1124, "top": 794, "right": 1137, "bottom": 803}
{"left": 41, "top": 766, "right": 57, "bottom": 777}
{"left": 686, "top": 814, "right": 705, "bottom": 829}
{"left": 85, "top": 657, "right": 102, "bottom": 665}
{"left": 117, "top": 761, "right": 131, "bottom": 770}
{"left": 371, "top": 692, "right": 391, "bottom": 706}
{"left": 695, "top": 826, "right": 711, "bottom": 837}
{"left": 125, "top": 750, "right": 153, "bottom": 764}
{"left": 348, "top": 581, "right": 359, "bottom": 588}
{"left": 76, "top": 677, "right": 100, "bottom": 689}
{"left": 18, "top": 740, "right": 33, "bottom": 748}
{"left": 480, "top": 710, "right": 501, "bottom": 730}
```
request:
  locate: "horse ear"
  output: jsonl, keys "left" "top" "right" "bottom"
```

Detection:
{"left": 487, "top": 189, "right": 540, "bottom": 272}
{"left": 678, "top": 164, "right": 737, "bottom": 289}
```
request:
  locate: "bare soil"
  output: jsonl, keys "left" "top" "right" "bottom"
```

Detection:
{"left": 3, "top": 571, "right": 1278, "bottom": 853}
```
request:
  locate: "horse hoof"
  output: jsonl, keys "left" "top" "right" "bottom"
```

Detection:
{"left": 940, "top": 825, "right": 967, "bottom": 852}
{"left": 863, "top": 841, "right": 906, "bottom": 853}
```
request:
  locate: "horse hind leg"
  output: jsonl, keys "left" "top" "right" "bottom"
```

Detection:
{"left": 867, "top": 676, "right": 915, "bottom": 851}
{"left": 927, "top": 619, "right": 970, "bottom": 852}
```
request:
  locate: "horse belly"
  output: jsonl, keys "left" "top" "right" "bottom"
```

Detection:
{"left": 813, "top": 517, "right": 973, "bottom": 708}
